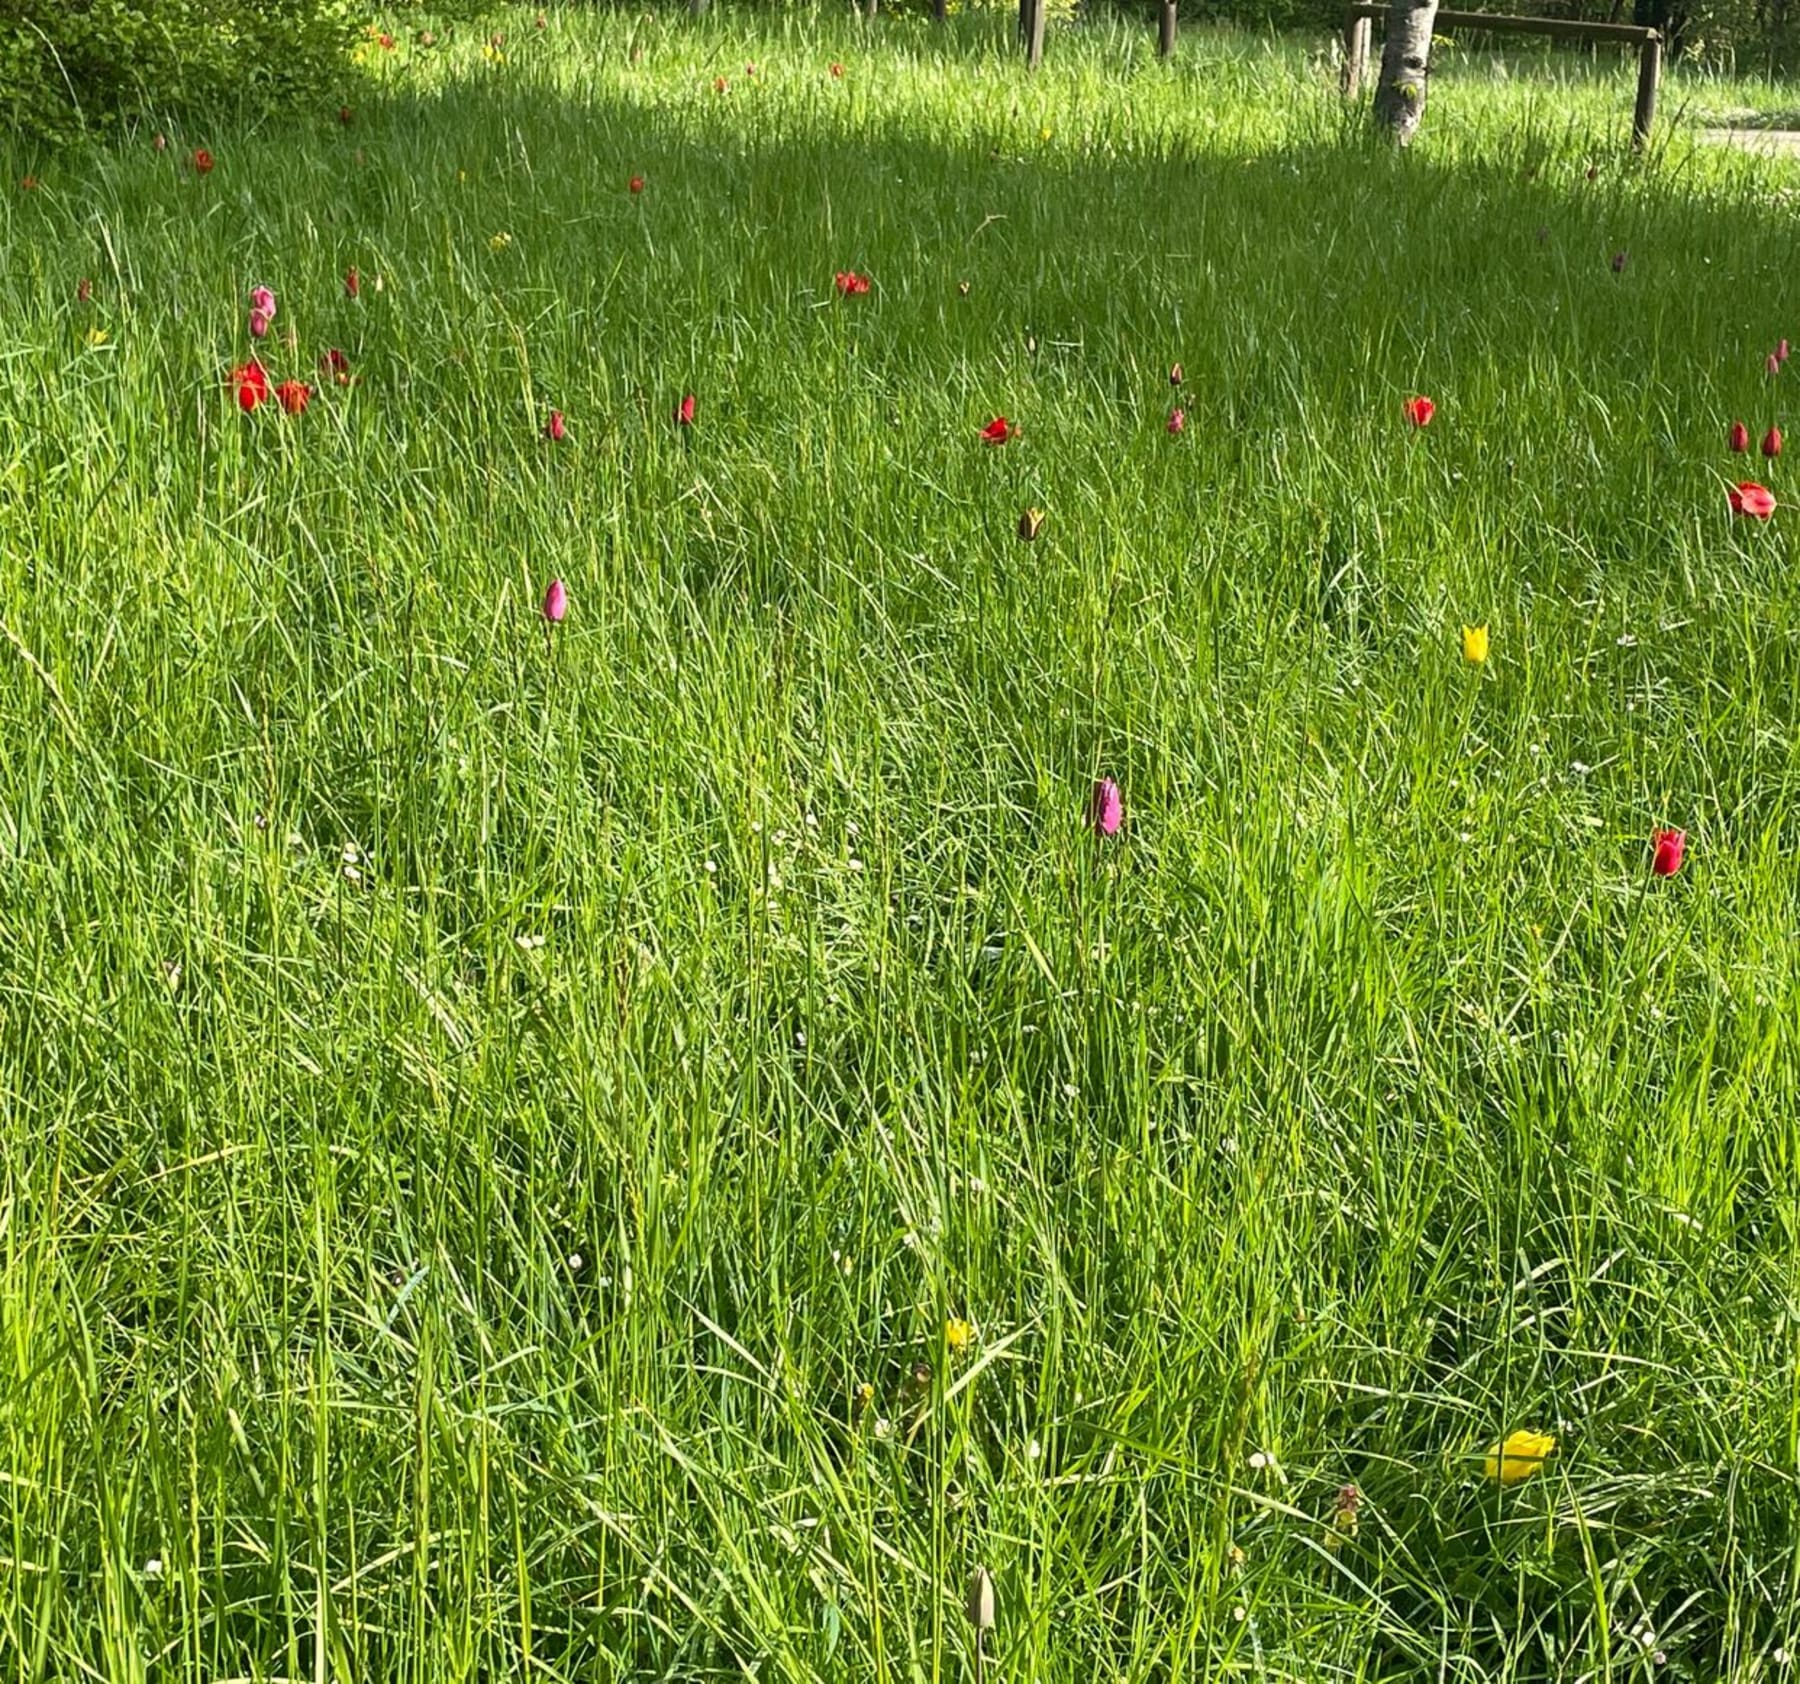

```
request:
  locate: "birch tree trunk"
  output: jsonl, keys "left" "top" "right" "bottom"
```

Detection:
{"left": 1372, "top": 0, "right": 1439, "bottom": 144}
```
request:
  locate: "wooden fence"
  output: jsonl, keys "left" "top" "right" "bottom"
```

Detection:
{"left": 1341, "top": 5, "right": 1663, "bottom": 146}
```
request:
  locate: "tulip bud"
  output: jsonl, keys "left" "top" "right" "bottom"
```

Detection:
{"left": 1090, "top": 778, "right": 1122, "bottom": 838}
{"left": 1762, "top": 425, "right": 1783, "bottom": 458}
{"left": 1018, "top": 507, "right": 1044, "bottom": 542}
{"left": 542, "top": 579, "right": 568, "bottom": 624}
{"left": 1651, "top": 827, "right": 1685, "bottom": 878}
{"left": 1729, "top": 420, "right": 1750, "bottom": 453}
{"left": 967, "top": 1567, "right": 995, "bottom": 1633}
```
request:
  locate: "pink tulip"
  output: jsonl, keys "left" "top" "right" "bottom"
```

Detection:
{"left": 1090, "top": 777, "right": 1122, "bottom": 838}
{"left": 1780, "top": 339, "right": 1791, "bottom": 364}
{"left": 249, "top": 285, "right": 276, "bottom": 322}
{"left": 544, "top": 409, "right": 566, "bottom": 442}
{"left": 1167, "top": 407, "right": 1185, "bottom": 435}
{"left": 1768, "top": 353, "right": 1782, "bottom": 377}
{"left": 249, "top": 309, "right": 272, "bottom": 339}
{"left": 542, "top": 578, "right": 568, "bottom": 623}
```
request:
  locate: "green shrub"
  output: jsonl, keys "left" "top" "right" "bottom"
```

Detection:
{"left": 0, "top": 0, "right": 364, "bottom": 143}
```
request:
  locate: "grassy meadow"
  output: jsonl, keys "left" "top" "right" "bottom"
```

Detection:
{"left": 2, "top": 6, "right": 1800, "bottom": 1677}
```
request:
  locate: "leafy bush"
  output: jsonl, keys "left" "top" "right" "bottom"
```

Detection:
{"left": 0, "top": 0, "right": 364, "bottom": 142}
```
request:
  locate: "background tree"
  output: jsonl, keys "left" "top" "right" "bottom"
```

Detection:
{"left": 1373, "top": 0, "right": 1440, "bottom": 142}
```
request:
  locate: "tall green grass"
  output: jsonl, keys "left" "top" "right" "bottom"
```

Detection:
{"left": 0, "top": 7, "right": 1797, "bottom": 1678}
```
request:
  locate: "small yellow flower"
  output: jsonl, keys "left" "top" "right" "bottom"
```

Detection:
{"left": 85, "top": 326, "right": 109, "bottom": 347}
{"left": 483, "top": 44, "right": 506, "bottom": 64}
{"left": 1486, "top": 1427, "right": 1555, "bottom": 1485}
{"left": 944, "top": 1317, "right": 976, "bottom": 1353}
{"left": 488, "top": 231, "right": 513, "bottom": 252}
{"left": 1040, "top": 126, "right": 1053, "bottom": 142}
{"left": 1462, "top": 623, "right": 1490, "bottom": 664}
{"left": 853, "top": 1380, "right": 874, "bottom": 1411}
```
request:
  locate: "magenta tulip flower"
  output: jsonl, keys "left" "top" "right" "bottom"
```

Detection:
{"left": 1090, "top": 777, "right": 1122, "bottom": 838}
{"left": 542, "top": 578, "right": 567, "bottom": 623}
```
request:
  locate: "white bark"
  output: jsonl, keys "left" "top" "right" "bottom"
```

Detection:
{"left": 1373, "top": 0, "right": 1439, "bottom": 145}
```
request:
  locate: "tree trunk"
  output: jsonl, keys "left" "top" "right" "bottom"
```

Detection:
{"left": 1372, "top": 0, "right": 1439, "bottom": 144}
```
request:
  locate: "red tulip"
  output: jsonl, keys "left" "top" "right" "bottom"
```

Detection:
{"left": 378, "top": 32, "right": 396, "bottom": 49}
{"left": 629, "top": 174, "right": 645, "bottom": 194}
{"left": 1169, "top": 362, "right": 1183, "bottom": 386}
{"left": 544, "top": 409, "right": 566, "bottom": 442}
{"left": 231, "top": 359, "right": 269, "bottom": 411}
{"left": 338, "top": 105, "right": 354, "bottom": 125}
{"left": 192, "top": 148, "right": 215, "bottom": 175}
{"left": 834, "top": 270, "right": 871, "bottom": 296}
{"left": 1090, "top": 778, "right": 1123, "bottom": 838}
{"left": 1650, "top": 827, "right": 1685, "bottom": 878}
{"left": 19, "top": 176, "right": 37, "bottom": 192}
{"left": 76, "top": 278, "right": 92, "bottom": 303}
{"left": 714, "top": 76, "right": 729, "bottom": 94}
{"left": 542, "top": 578, "right": 568, "bottom": 623}
{"left": 1729, "top": 420, "right": 1750, "bottom": 453}
{"left": 1404, "top": 395, "right": 1434, "bottom": 428}
{"left": 1763, "top": 425, "right": 1783, "bottom": 458}
{"left": 276, "top": 380, "right": 312, "bottom": 415}
{"left": 980, "top": 416, "right": 1015, "bottom": 446}
{"left": 1729, "top": 481, "right": 1776, "bottom": 519}
{"left": 1167, "top": 407, "right": 1185, "bottom": 435}
{"left": 830, "top": 61, "right": 845, "bottom": 77}
{"left": 676, "top": 393, "right": 696, "bottom": 427}
{"left": 344, "top": 266, "right": 361, "bottom": 299}
{"left": 319, "top": 348, "right": 352, "bottom": 384}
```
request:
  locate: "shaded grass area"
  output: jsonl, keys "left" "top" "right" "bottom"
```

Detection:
{"left": 0, "top": 8, "right": 1797, "bottom": 1679}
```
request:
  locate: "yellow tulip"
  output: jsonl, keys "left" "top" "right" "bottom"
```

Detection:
{"left": 1462, "top": 623, "right": 1490, "bottom": 664}
{"left": 85, "top": 327, "right": 109, "bottom": 347}
{"left": 945, "top": 1317, "right": 976, "bottom": 1353}
{"left": 1485, "top": 1428, "right": 1554, "bottom": 1485}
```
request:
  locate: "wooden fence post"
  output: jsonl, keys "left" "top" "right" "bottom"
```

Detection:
{"left": 1158, "top": 0, "right": 1178, "bottom": 55}
{"left": 1342, "top": 11, "right": 1371, "bottom": 92}
{"left": 1632, "top": 33, "right": 1660, "bottom": 147}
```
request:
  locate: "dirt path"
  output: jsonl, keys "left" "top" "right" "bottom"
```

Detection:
{"left": 1697, "top": 127, "right": 1800, "bottom": 156}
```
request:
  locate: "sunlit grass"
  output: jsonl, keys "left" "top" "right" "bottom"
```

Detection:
{"left": 0, "top": 6, "right": 1797, "bottom": 1678}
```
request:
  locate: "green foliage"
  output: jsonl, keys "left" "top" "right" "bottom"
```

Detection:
{"left": 2, "top": 7, "right": 1800, "bottom": 1678}
{"left": 0, "top": 0, "right": 363, "bottom": 142}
